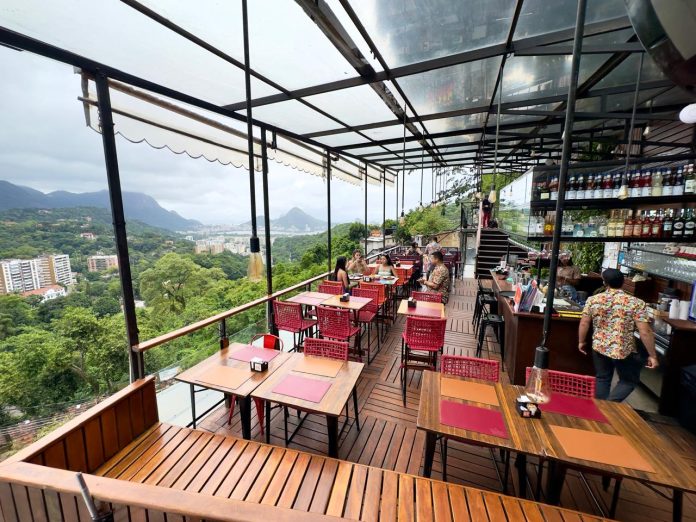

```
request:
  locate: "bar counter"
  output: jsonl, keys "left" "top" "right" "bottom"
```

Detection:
{"left": 489, "top": 271, "right": 595, "bottom": 385}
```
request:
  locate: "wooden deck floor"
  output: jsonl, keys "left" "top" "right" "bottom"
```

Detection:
{"left": 198, "top": 278, "right": 696, "bottom": 522}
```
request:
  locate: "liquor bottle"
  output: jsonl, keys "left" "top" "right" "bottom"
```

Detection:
{"left": 652, "top": 168, "right": 663, "bottom": 197}
{"left": 613, "top": 210, "right": 625, "bottom": 237}
{"left": 607, "top": 210, "right": 616, "bottom": 237}
{"left": 540, "top": 176, "right": 550, "bottom": 200}
{"left": 663, "top": 168, "right": 674, "bottom": 196}
{"left": 651, "top": 209, "right": 663, "bottom": 238}
{"left": 623, "top": 210, "right": 634, "bottom": 237}
{"left": 567, "top": 174, "right": 577, "bottom": 200}
{"left": 662, "top": 208, "right": 674, "bottom": 238}
{"left": 641, "top": 211, "right": 652, "bottom": 238}
{"left": 597, "top": 215, "right": 608, "bottom": 237}
{"left": 612, "top": 172, "right": 622, "bottom": 198}
{"left": 632, "top": 210, "right": 644, "bottom": 237}
{"left": 603, "top": 172, "right": 613, "bottom": 198}
{"left": 585, "top": 216, "right": 597, "bottom": 237}
{"left": 549, "top": 175, "right": 559, "bottom": 200}
{"left": 543, "top": 213, "right": 554, "bottom": 236}
{"left": 672, "top": 209, "right": 685, "bottom": 238}
{"left": 629, "top": 170, "right": 641, "bottom": 198}
{"left": 576, "top": 172, "right": 586, "bottom": 199}
{"left": 684, "top": 208, "right": 695, "bottom": 239}
{"left": 586, "top": 173, "right": 595, "bottom": 201}
{"left": 561, "top": 213, "right": 573, "bottom": 236}
{"left": 640, "top": 169, "right": 652, "bottom": 197}
{"left": 594, "top": 174, "right": 604, "bottom": 199}
{"left": 685, "top": 164, "right": 695, "bottom": 194}
{"left": 674, "top": 166, "right": 685, "bottom": 196}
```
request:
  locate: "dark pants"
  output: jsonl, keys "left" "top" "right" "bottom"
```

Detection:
{"left": 592, "top": 350, "right": 645, "bottom": 402}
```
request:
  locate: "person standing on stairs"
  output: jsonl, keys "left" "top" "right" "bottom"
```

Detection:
{"left": 481, "top": 196, "right": 492, "bottom": 228}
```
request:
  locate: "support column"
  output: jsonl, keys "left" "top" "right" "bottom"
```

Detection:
{"left": 364, "top": 164, "right": 368, "bottom": 255}
{"left": 326, "top": 151, "right": 332, "bottom": 272}
{"left": 95, "top": 73, "right": 142, "bottom": 381}
{"left": 261, "top": 129, "right": 277, "bottom": 335}
{"left": 382, "top": 169, "right": 386, "bottom": 251}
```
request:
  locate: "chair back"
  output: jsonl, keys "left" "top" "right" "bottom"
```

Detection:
{"left": 316, "top": 306, "right": 353, "bottom": 338}
{"left": 524, "top": 368, "right": 596, "bottom": 398}
{"left": 360, "top": 281, "right": 385, "bottom": 302}
{"left": 441, "top": 355, "right": 499, "bottom": 382}
{"left": 273, "top": 300, "right": 303, "bottom": 329}
{"left": 412, "top": 291, "right": 442, "bottom": 303}
{"left": 394, "top": 267, "right": 408, "bottom": 286}
{"left": 251, "top": 333, "right": 284, "bottom": 351}
{"left": 351, "top": 287, "right": 379, "bottom": 313}
{"left": 403, "top": 317, "right": 446, "bottom": 350}
{"left": 322, "top": 280, "right": 343, "bottom": 288}
{"left": 303, "top": 338, "right": 349, "bottom": 361}
{"left": 318, "top": 284, "right": 343, "bottom": 295}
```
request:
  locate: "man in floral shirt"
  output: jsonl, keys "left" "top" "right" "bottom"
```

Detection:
{"left": 419, "top": 251, "right": 450, "bottom": 304}
{"left": 578, "top": 269, "right": 658, "bottom": 401}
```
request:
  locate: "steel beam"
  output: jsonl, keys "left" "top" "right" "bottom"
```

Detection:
{"left": 260, "top": 129, "right": 277, "bottom": 334}
{"left": 514, "top": 42, "right": 645, "bottom": 55}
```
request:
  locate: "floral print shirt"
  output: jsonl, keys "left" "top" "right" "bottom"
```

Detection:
{"left": 581, "top": 288, "right": 650, "bottom": 359}
{"left": 428, "top": 263, "right": 450, "bottom": 304}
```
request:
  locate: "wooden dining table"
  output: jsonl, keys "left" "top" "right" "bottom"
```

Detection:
{"left": 417, "top": 371, "right": 696, "bottom": 521}
{"left": 286, "top": 291, "right": 334, "bottom": 306}
{"left": 251, "top": 352, "right": 364, "bottom": 457}
{"left": 175, "top": 343, "right": 291, "bottom": 438}
{"left": 397, "top": 299, "right": 446, "bottom": 319}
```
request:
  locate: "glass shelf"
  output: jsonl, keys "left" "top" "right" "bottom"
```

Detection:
{"left": 621, "top": 249, "right": 696, "bottom": 284}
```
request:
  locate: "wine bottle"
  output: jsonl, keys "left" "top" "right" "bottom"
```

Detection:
{"left": 651, "top": 209, "right": 663, "bottom": 238}
{"left": 623, "top": 210, "right": 634, "bottom": 237}
{"left": 612, "top": 172, "right": 622, "bottom": 198}
{"left": 684, "top": 208, "right": 695, "bottom": 238}
{"left": 640, "top": 169, "right": 652, "bottom": 197}
{"left": 567, "top": 174, "right": 577, "bottom": 200}
{"left": 663, "top": 168, "right": 674, "bottom": 196}
{"left": 652, "top": 168, "right": 663, "bottom": 197}
{"left": 685, "top": 164, "right": 695, "bottom": 194}
{"left": 632, "top": 210, "right": 644, "bottom": 237}
{"left": 672, "top": 209, "right": 685, "bottom": 238}
{"left": 662, "top": 208, "right": 674, "bottom": 238}
{"left": 674, "top": 166, "right": 685, "bottom": 196}
{"left": 576, "top": 172, "right": 586, "bottom": 199}
{"left": 602, "top": 172, "right": 613, "bottom": 198}
{"left": 630, "top": 170, "right": 641, "bottom": 198}
{"left": 641, "top": 211, "right": 652, "bottom": 238}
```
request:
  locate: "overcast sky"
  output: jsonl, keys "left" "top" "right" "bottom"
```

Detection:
{"left": 0, "top": 48, "right": 437, "bottom": 226}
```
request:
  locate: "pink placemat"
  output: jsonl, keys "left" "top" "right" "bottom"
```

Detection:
{"left": 439, "top": 400, "right": 509, "bottom": 439}
{"left": 228, "top": 346, "right": 280, "bottom": 363}
{"left": 543, "top": 393, "right": 608, "bottom": 423}
{"left": 272, "top": 374, "right": 332, "bottom": 403}
{"left": 413, "top": 304, "right": 443, "bottom": 318}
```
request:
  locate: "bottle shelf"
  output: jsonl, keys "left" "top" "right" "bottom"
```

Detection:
{"left": 627, "top": 244, "right": 696, "bottom": 258}
{"left": 620, "top": 262, "right": 696, "bottom": 284}
{"left": 526, "top": 235, "right": 696, "bottom": 243}
{"left": 530, "top": 194, "right": 696, "bottom": 210}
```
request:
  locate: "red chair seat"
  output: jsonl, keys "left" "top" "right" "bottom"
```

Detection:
{"left": 357, "top": 310, "right": 376, "bottom": 323}
{"left": 324, "top": 324, "right": 360, "bottom": 341}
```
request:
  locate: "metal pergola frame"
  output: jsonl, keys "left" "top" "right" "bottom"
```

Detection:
{"left": 1, "top": 0, "right": 694, "bottom": 381}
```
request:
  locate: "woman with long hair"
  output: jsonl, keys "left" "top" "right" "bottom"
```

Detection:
{"left": 376, "top": 254, "right": 396, "bottom": 277}
{"left": 330, "top": 255, "right": 350, "bottom": 292}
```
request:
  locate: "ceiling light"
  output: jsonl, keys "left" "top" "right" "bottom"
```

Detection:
{"left": 679, "top": 103, "right": 696, "bottom": 124}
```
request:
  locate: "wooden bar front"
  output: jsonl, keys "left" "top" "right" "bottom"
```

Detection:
{"left": 490, "top": 274, "right": 595, "bottom": 385}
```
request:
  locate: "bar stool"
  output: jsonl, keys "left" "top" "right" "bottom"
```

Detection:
{"left": 472, "top": 280, "right": 495, "bottom": 327}
{"left": 476, "top": 313, "right": 504, "bottom": 361}
{"left": 474, "top": 294, "right": 498, "bottom": 335}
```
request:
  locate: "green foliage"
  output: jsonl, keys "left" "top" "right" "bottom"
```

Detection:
{"left": 402, "top": 205, "right": 456, "bottom": 236}
{"left": 566, "top": 242, "right": 604, "bottom": 274}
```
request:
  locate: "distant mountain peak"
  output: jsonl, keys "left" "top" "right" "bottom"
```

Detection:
{"left": 238, "top": 207, "right": 325, "bottom": 232}
{"left": 0, "top": 181, "right": 200, "bottom": 231}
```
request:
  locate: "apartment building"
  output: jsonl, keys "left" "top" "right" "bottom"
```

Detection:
{"left": 0, "top": 254, "right": 74, "bottom": 294}
{"left": 87, "top": 254, "right": 119, "bottom": 272}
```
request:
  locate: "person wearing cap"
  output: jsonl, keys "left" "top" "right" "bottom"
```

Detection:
{"left": 578, "top": 268, "right": 659, "bottom": 401}
{"left": 556, "top": 252, "right": 581, "bottom": 301}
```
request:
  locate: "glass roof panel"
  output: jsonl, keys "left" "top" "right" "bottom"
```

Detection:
{"left": 640, "top": 87, "right": 696, "bottom": 109}
{"left": 592, "top": 53, "right": 667, "bottom": 90}
{"left": 433, "top": 134, "right": 481, "bottom": 147}
{"left": 0, "top": 0, "right": 279, "bottom": 105}
{"left": 514, "top": 0, "right": 627, "bottom": 40}
{"left": 399, "top": 56, "right": 503, "bottom": 115}
{"left": 249, "top": 100, "right": 348, "bottom": 135}
{"left": 324, "top": 0, "right": 385, "bottom": 73}
{"left": 345, "top": 0, "right": 516, "bottom": 68}
{"left": 360, "top": 124, "right": 413, "bottom": 141}
{"left": 424, "top": 113, "right": 488, "bottom": 135}
{"left": 304, "top": 85, "right": 399, "bottom": 127}
{"left": 315, "top": 132, "right": 372, "bottom": 148}
{"left": 138, "top": 0, "right": 355, "bottom": 90}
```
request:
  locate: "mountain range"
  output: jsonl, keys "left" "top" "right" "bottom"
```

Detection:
{"left": 238, "top": 207, "right": 326, "bottom": 232}
{"left": 0, "top": 181, "right": 200, "bottom": 231}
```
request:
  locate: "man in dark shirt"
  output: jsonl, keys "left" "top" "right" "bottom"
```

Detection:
{"left": 481, "top": 197, "right": 492, "bottom": 228}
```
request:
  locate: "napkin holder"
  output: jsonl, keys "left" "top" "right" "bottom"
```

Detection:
{"left": 516, "top": 395, "right": 542, "bottom": 418}
{"left": 250, "top": 357, "right": 268, "bottom": 373}
{"left": 339, "top": 293, "right": 350, "bottom": 302}
{"left": 363, "top": 276, "right": 372, "bottom": 282}
{"left": 395, "top": 261, "right": 401, "bottom": 267}
{"left": 407, "top": 297, "right": 417, "bottom": 308}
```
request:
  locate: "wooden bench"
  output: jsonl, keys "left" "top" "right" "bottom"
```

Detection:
{"left": 0, "top": 376, "right": 611, "bottom": 521}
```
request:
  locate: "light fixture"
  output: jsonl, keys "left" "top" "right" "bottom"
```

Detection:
{"left": 643, "top": 125, "right": 651, "bottom": 137}
{"left": 399, "top": 210, "right": 405, "bottom": 226}
{"left": 488, "top": 185, "right": 497, "bottom": 204}
{"left": 247, "top": 237, "right": 264, "bottom": 282}
{"left": 679, "top": 103, "right": 696, "bottom": 124}
{"left": 523, "top": 346, "right": 551, "bottom": 404}
{"left": 617, "top": 179, "right": 629, "bottom": 200}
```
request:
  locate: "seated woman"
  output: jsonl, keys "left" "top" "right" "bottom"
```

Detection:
{"left": 376, "top": 254, "right": 396, "bottom": 277}
{"left": 328, "top": 256, "right": 350, "bottom": 293}
{"left": 406, "top": 242, "right": 421, "bottom": 256}
{"left": 346, "top": 249, "right": 368, "bottom": 274}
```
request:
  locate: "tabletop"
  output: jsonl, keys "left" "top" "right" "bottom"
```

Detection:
{"left": 287, "top": 291, "right": 334, "bottom": 306}
{"left": 175, "top": 343, "right": 291, "bottom": 398}
{"left": 367, "top": 263, "right": 413, "bottom": 270}
{"left": 251, "top": 352, "right": 364, "bottom": 417}
{"left": 397, "top": 300, "right": 446, "bottom": 319}
{"left": 417, "top": 371, "right": 544, "bottom": 455}
{"left": 321, "top": 294, "right": 371, "bottom": 311}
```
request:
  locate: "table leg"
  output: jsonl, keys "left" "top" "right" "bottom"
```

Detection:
{"left": 545, "top": 461, "right": 567, "bottom": 505}
{"left": 237, "top": 396, "right": 252, "bottom": 440}
{"left": 265, "top": 401, "right": 271, "bottom": 444}
{"left": 352, "top": 387, "right": 360, "bottom": 431}
{"left": 189, "top": 384, "right": 196, "bottom": 429}
{"left": 327, "top": 415, "right": 339, "bottom": 458}
{"left": 515, "top": 454, "right": 527, "bottom": 499}
{"left": 673, "top": 489, "right": 683, "bottom": 522}
{"left": 423, "top": 432, "right": 437, "bottom": 478}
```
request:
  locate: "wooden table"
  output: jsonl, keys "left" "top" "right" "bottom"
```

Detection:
{"left": 252, "top": 352, "right": 364, "bottom": 457}
{"left": 418, "top": 371, "right": 696, "bottom": 520}
{"left": 397, "top": 299, "right": 446, "bottom": 319}
{"left": 286, "top": 291, "right": 334, "bottom": 306}
{"left": 175, "top": 343, "right": 291, "bottom": 438}
{"left": 320, "top": 294, "right": 371, "bottom": 312}
{"left": 367, "top": 263, "right": 413, "bottom": 271}
{"left": 417, "top": 371, "right": 543, "bottom": 496}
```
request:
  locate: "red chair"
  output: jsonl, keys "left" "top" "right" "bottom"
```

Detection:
{"left": 393, "top": 267, "right": 410, "bottom": 300}
{"left": 360, "top": 281, "right": 389, "bottom": 331}
{"left": 352, "top": 287, "right": 381, "bottom": 363}
{"left": 439, "top": 355, "right": 503, "bottom": 481}
{"left": 318, "top": 283, "right": 343, "bottom": 295}
{"left": 400, "top": 317, "right": 446, "bottom": 404}
{"left": 273, "top": 300, "right": 316, "bottom": 352}
{"left": 412, "top": 291, "right": 442, "bottom": 303}
{"left": 316, "top": 306, "right": 362, "bottom": 361}
{"left": 227, "top": 333, "right": 283, "bottom": 435}
{"left": 322, "top": 280, "right": 343, "bottom": 288}
{"left": 524, "top": 367, "right": 596, "bottom": 398}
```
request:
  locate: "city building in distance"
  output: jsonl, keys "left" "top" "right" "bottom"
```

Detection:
{"left": 0, "top": 254, "right": 74, "bottom": 294}
{"left": 87, "top": 254, "right": 119, "bottom": 272}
